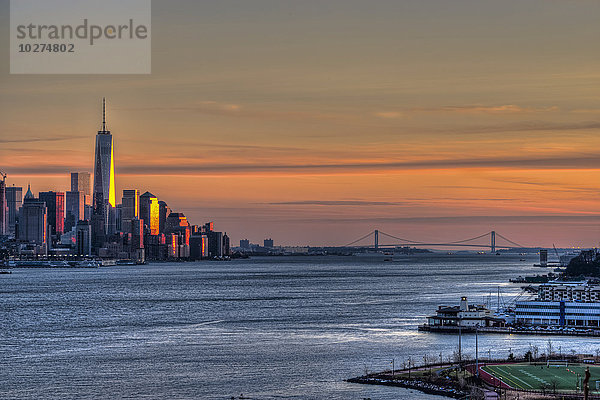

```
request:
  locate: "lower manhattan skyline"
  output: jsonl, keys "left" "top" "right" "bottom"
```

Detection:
{"left": 2, "top": 0, "right": 600, "bottom": 247}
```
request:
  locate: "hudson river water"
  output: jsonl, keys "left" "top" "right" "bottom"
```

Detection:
{"left": 2, "top": 254, "right": 599, "bottom": 399}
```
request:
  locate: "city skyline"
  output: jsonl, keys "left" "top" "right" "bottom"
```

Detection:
{"left": 2, "top": 0, "right": 600, "bottom": 247}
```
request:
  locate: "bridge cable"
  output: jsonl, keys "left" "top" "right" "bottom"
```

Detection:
{"left": 343, "top": 231, "right": 375, "bottom": 247}
{"left": 495, "top": 233, "right": 525, "bottom": 248}
{"left": 444, "top": 231, "right": 492, "bottom": 245}
{"left": 377, "top": 231, "right": 425, "bottom": 244}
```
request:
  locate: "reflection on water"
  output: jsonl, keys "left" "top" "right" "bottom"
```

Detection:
{"left": 1, "top": 254, "right": 595, "bottom": 399}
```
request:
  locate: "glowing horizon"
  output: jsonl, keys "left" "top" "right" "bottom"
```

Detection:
{"left": 2, "top": 0, "right": 600, "bottom": 247}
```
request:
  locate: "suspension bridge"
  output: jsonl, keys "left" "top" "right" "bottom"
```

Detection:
{"left": 342, "top": 230, "right": 526, "bottom": 252}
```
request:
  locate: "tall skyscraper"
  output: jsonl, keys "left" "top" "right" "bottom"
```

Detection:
{"left": 92, "top": 98, "right": 117, "bottom": 250}
{"left": 121, "top": 189, "right": 139, "bottom": 233}
{"left": 6, "top": 186, "right": 23, "bottom": 235}
{"left": 19, "top": 186, "right": 48, "bottom": 253}
{"left": 0, "top": 174, "right": 6, "bottom": 235}
{"left": 39, "top": 191, "right": 65, "bottom": 236}
{"left": 140, "top": 191, "right": 159, "bottom": 235}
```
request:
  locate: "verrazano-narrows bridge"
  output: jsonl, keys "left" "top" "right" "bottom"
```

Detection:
{"left": 343, "top": 230, "right": 525, "bottom": 252}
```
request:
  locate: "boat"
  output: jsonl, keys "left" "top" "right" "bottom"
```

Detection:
{"left": 509, "top": 273, "right": 557, "bottom": 284}
{"left": 0, "top": 270, "right": 11, "bottom": 274}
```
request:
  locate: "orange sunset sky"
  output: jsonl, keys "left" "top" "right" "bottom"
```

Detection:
{"left": 2, "top": 0, "right": 600, "bottom": 247}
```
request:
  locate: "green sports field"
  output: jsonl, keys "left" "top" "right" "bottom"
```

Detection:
{"left": 482, "top": 363, "right": 600, "bottom": 392}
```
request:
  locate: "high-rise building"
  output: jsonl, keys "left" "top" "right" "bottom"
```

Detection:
{"left": 158, "top": 200, "right": 171, "bottom": 234}
{"left": 39, "top": 191, "right": 65, "bottom": 236}
{"left": 6, "top": 186, "right": 23, "bottom": 235}
{"left": 264, "top": 238, "right": 274, "bottom": 248}
{"left": 140, "top": 192, "right": 159, "bottom": 235}
{"left": 240, "top": 239, "right": 250, "bottom": 249}
{"left": 121, "top": 189, "right": 139, "bottom": 233}
{"left": 190, "top": 233, "right": 208, "bottom": 260}
{"left": 65, "top": 191, "right": 85, "bottom": 232}
{"left": 18, "top": 185, "right": 48, "bottom": 251}
{"left": 207, "top": 231, "right": 223, "bottom": 258}
{"left": 71, "top": 172, "right": 91, "bottom": 203}
{"left": 0, "top": 175, "right": 6, "bottom": 235}
{"left": 223, "top": 233, "right": 230, "bottom": 256}
{"left": 75, "top": 220, "right": 92, "bottom": 256}
{"left": 92, "top": 98, "right": 117, "bottom": 250}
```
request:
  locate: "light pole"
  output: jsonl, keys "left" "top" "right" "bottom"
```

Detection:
{"left": 458, "top": 319, "right": 462, "bottom": 365}
{"left": 475, "top": 325, "right": 479, "bottom": 378}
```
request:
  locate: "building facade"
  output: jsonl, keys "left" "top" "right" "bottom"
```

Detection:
{"left": 425, "top": 297, "right": 504, "bottom": 328}
{"left": 92, "top": 99, "right": 116, "bottom": 250}
{"left": 39, "top": 191, "right": 65, "bottom": 237}
{"left": 515, "top": 282, "right": 600, "bottom": 327}
{"left": 121, "top": 189, "right": 140, "bottom": 234}
{"left": 18, "top": 187, "right": 48, "bottom": 252}
{"left": 65, "top": 191, "right": 85, "bottom": 232}
{"left": 5, "top": 186, "right": 22, "bottom": 235}
{"left": 140, "top": 192, "right": 159, "bottom": 235}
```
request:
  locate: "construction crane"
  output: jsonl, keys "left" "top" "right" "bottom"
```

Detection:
{"left": 553, "top": 244, "right": 560, "bottom": 262}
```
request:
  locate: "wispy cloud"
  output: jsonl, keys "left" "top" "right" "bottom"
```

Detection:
{"left": 267, "top": 200, "right": 409, "bottom": 206}
{"left": 373, "top": 111, "right": 403, "bottom": 119}
{"left": 411, "top": 104, "right": 559, "bottom": 114}
{"left": 0, "top": 135, "right": 87, "bottom": 144}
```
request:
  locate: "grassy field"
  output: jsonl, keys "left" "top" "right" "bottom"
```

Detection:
{"left": 482, "top": 363, "right": 600, "bottom": 392}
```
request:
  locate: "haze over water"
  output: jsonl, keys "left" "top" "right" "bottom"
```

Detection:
{"left": 2, "top": 254, "right": 598, "bottom": 399}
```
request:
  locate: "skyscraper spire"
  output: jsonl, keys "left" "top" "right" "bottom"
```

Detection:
{"left": 98, "top": 97, "right": 110, "bottom": 134}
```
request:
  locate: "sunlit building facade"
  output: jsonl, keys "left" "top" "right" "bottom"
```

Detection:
{"left": 140, "top": 192, "right": 159, "bottom": 235}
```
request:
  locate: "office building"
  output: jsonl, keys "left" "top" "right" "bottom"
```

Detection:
{"left": 240, "top": 239, "right": 250, "bottom": 249}
{"left": 39, "top": 191, "right": 65, "bottom": 236}
{"left": 71, "top": 172, "right": 92, "bottom": 201}
{"left": 515, "top": 282, "right": 600, "bottom": 327}
{"left": 75, "top": 220, "right": 92, "bottom": 256}
{"left": 264, "top": 238, "right": 274, "bottom": 248}
{"left": 65, "top": 191, "right": 85, "bottom": 232}
{"left": 92, "top": 98, "right": 116, "bottom": 249}
{"left": 223, "top": 233, "right": 230, "bottom": 256}
{"left": 140, "top": 192, "right": 159, "bottom": 235}
{"left": 208, "top": 231, "right": 223, "bottom": 258}
{"left": 158, "top": 200, "right": 170, "bottom": 234}
{"left": 0, "top": 176, "right": 5, "bottom": 235}
{"left": 18, "top": 186, "right": 48, "bottom": 252}
{"left": 121, "top": 189, "right": 139, "bottom": 233}
{"left": 190, "top": 234, "right": 208, "bottom": 259}
{"left": 6, "top": 186, "right": 22, "bottom": 235}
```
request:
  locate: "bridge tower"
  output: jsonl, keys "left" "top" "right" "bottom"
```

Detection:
{"left": 491, "top": 231, "right": 496, "bottom": 253}
{"left": 374, "top": 230, "right": 379, "bottom": 250}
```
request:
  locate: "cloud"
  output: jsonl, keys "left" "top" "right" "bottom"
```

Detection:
{"left": 448, "top": 120, "right": 600, "bottom": 135}
{"left": 0, "top": 135, "right": 87, "bottom": 144}
{"left": 373, "top": 111, "right": 403, "bottom": 119}
{"left": 411, "top": 104, "right": 559, "bottom": 114}
{"left": 111, "top": 153, "right": 600, "bottom": 175}
{"left": 121, "top": 101, "right": 353, "bottom": 123}
{"left": 6, "top": 151, "right": 600, "bottom": 177}
{"left": 267, "top": 200, "right": 409, "bottom": 206}
{"left": 571, "top": 109, "right": 600, "bottom": 114}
